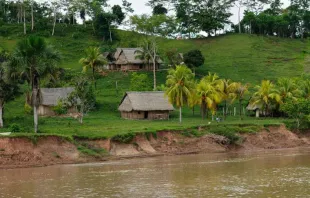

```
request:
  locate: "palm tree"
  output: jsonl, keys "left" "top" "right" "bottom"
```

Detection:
{"left": 196, "top": 79, "right": 222, "bottom": 119}
{"left": 188, "top": 86, "right": 199, "bottom": 116}
{"left": 13, "top": 36, "right": 61, "bottom": 133}
{"left": 135, "top": 42, "right": 151, "bottom": 70}
{"left": 219, "top": 79, "right": 237, "bottom": 119}
{"left": 166, "top": 65, "right": 195, "bottom": 123}
{"left": 233, "top": 82, "right": 249, "bottom": 118}
{"left": 277, "top": 78, "right": 300, "bottom": 103}
{"left": 203, "top": 72, "right": 221, "bottom": 85}
{"left": 250, "top": 80, "right": 281, "bottom": 117}
{"left": 299, "top": 79, "right": 310, "bottom": 99}
{"left": 79, "top": 47, "right": 107, "bottom": 88}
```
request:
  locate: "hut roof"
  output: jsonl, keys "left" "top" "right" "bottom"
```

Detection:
{"left": 114, "top": 48, "right": 163, "bottom": 65}
{"left": 118, "top": 91, "right": 174, "bottom": 112}
{"left": 246, "top": 102, "right": 263, "bottom": 111}
{"left": 40, "top": 87, "right": 74, "bottom": 106}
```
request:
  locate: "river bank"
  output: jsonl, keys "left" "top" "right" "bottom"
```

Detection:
{"left": 0, "top": 125, "right": 309, "bottom": 169}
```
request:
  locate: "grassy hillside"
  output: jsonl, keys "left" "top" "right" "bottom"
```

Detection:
{"left": 1, "top": 24, "right": 309, "bottom": 84}
{"left": 0, "top": 24, "right": 306, "bottom": 137}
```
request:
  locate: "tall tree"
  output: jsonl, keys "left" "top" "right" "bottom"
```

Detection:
{"left": 166, "top": 65, "right": 195, "bottom": 123}
{"left": 233, "top": 82, "right": 249, "bottom": 118}
{"left": 219, "top": 79, "right": 237, "bottom": 119}
{"left": 196, "top": 78, "right": 222, "bottom": 120}
{"left": 277, "top": 78, "right": 300, "bottom": 103}
{"left": 13, "top": 36, "right": 61, "bottom": 133}
{"left": 79, "top": 47, "right": 107, "bottom": 88}
{"left": 250, "top": 80, "right": 281, "bottom": 116}
{"left": 69, "top": 76, "right": 96, "bottom": 124}
{"left": 153, "top": 4, "right": 168, "bottom": 15}
{"left": 0, "top": 51, "right": 20, "bottom": 128}
{"left": 135, "top": 39, "right": 161, "bottom": 90}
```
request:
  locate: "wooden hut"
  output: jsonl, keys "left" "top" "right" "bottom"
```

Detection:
{"left": 37, "top": 88, "right": 76, "bottom": 116}
{"left": 106, "top": 48, "right": 162, "bottom": 71}
{"left": 246, "top": 103, "right": 263, "bottom": 118}
{"left": 118, "top": 92, "right": 174, "bottom": 120}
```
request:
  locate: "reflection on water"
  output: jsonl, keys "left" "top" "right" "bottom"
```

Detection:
{"left": 1, "top": 149, "right": 310, "bottom": 198}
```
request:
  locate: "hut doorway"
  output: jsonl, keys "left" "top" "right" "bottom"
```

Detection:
{"left": 144, "top": 112, "right": 148, "bottom": 119}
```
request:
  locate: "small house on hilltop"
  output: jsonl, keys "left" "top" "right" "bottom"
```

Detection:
{"left": 118, "top": 92, "right": 174, "bottom": 120}
{"left": 38, "top": 88, "right": 76, "bottom": 116}
{"left": 106, "top": 48, "right": 162, "bottom": 71}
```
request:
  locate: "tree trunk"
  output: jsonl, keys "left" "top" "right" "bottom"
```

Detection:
{"left": 31, "top": 1, "right": 34, "bottom": 31}
{"left": 79, "top": 114, "right": 83, "bottom": 124}
{"left": 32, "top": 86, "right": 39, "bottom": 133}
{"left": 92, "top": 66, "right": 97, "bottom": 89}
{"left": 153, "top": 49, "right": 157, "bottom": 91}
{"left": 23, "top": 0, "right": 26, "bottom": 35}
{"left": 250, "top": 21, "right": 252, "bottom": 34}
{"left": 92, "top": 21, "right": 95, "bottom": 34}
{"left": 33, "top": 105, "right": 38, "bottom": 133}
{"left": 238, "top": 6, "right": 241, "bottom": 34}
{"left": 179, "top": 107, "right": 182, "bottom": 123}
{"left": 239, "top": 99, "right": 242, "bottom": 119}
{"left": 224, "top": 100, "right": 227, "bottom": 119}
{"left": 201, "top": 100, "right": 206, "bottom": 120}
{"left": 109, "top": 25, "right": 112, "bottom": 42}
{"left": 52, "top": 9, "right": 56, "bottom": 36}
{"left": 0, "top": 102, "right": 3, "bottom": 128}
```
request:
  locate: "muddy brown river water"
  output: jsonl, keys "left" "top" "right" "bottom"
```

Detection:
{"left": 1, "top": 149, "right": 310, "bottom": 198}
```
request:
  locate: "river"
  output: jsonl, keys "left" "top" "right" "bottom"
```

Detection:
{"left": 1, "top": 149, "right": 310, "bottom": 198}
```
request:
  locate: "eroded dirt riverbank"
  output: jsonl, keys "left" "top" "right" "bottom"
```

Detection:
{"left": 0, "top": 125, "right": 309, "bottom": 169}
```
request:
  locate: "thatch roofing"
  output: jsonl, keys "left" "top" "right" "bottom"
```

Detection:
{"left": 118, "top": 91, "right": 174, "bottom": 112}
{"left": 40, "top": 87, "right": 74, "bottom": 106}
{"left": 246, "top": 102, "right": 263, "bottom": 111}
{"left": 114, "top": 48, "right": 163, "bottom": 65}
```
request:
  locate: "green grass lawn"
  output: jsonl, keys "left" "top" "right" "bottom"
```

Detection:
{"left": 0, "top": 24, "right": 307, "bottom": 139}
{"left": 0, "top": 73, "right": 290, "bottom": 139}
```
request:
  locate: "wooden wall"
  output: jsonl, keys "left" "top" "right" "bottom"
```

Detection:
{"left": 108, "top": 64, "right": 160, "bottom": 71}
{"left": 121, "top": 110, "right": 170, "bottom": 120}
{"left": 38, "top": 105, "right": 77, "bottom": 116}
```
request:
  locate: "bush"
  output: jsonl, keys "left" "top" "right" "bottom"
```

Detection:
{"left": 52, "top": 100, "right": 68, "bottom": 115}
{"left": 112, "top": 133, "right": 135, "bottom": 143}
{"left": 207, "top": 125, "right": 240, "bottom": 144}
{"left": 280, "top": 99, "right": 310, "bottom": 130}
{"left": 130, "top": 72, "right": 152, "bottom": 91}
{"left": 9, "top": 123, "right": 21, "bottom": 132}
{"left": 24, "top": 103, "right": 32, "bottom": 115}
{"left": 183, "top": 49, "right": 205, "bottom": 68}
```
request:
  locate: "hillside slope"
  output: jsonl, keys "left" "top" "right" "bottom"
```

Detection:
{"left": 0, "top": 24, "right": 307, "bottom": 136}
{"left": 0, "top": 24, "right": 309, "bottom": 84}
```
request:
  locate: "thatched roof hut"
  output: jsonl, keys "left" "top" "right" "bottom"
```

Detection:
{"left": 118, "top": 92, "right": 174, "bottom": 120}
{"left": 246, "top": 102, "right": 263, "bottom": 118}
{"left": 40, "top": 88, "right": 74, "bottom": 106}
{"left": 38, "top": 88, "right": 76, "bottom": 116}
{"left": 106, "top": 48, "right": 163, "bottom": 71}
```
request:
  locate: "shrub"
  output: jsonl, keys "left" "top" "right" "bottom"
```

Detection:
{"left": 52, "top": 100, "right": 68, "bottom": 115}
{"left": 183, "top": 49, "right": 205, "bottom": 68}
{"left": 207, "top": 125, "right": 240, "bottom": 144}
{"left": 112, "top": 133, "right": 135, "bottom": 143}
{"left": 130, "top": 72, "right": 152, "bottom": 91}
{"left": 280, "top": 99, "right": 310, "bottom": 130}
{"left": 24, "top": 103, "right": 32, "bottom": 115}
{"left": 9, "top": 123, "right": 21, "bottom": 132}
